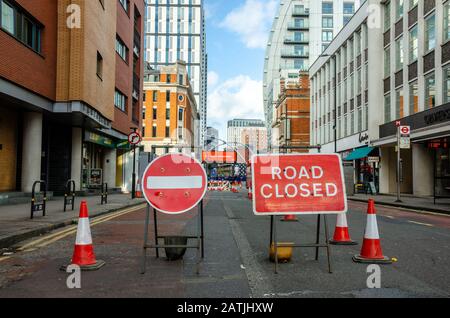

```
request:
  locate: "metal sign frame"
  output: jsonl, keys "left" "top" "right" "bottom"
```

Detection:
{"left": 64, "top": 180, "right": 76, "bottom": 212}
{"left": 264, "top": 146, "right": 333, "bottom": 274}
{"left": 31, "top": 181, "right": 47, "bottom": 219}
{"left": 140, "top": 145, "right": 205, "bottom": 275}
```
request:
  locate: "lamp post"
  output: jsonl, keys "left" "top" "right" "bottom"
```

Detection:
{"left": 130, "top": 127, "right": 138, "bottom": 199}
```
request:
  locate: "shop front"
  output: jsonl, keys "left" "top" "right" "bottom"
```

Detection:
{"left": 343, "top": 146, "right": 380, "bottom": 194}
{"left": 429, "top": 138, "right": 450, "bottom": 202}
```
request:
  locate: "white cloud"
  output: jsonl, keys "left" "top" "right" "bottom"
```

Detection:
{"left": 219, "top": 0, "right": 278, "bottom": 49}
{"left": 207, "top": 75, "right": 264, "bottom": 140}
{"left": 208, "top": 71, "right": 219, "bottom": 88}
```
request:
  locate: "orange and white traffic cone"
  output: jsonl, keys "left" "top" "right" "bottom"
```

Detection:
{"left": 64, "top": 201, "right": 105, "bottom": 270}
{"left": 353, "top": 199, "right": 391, "bottom": 264}
{"left": 136, "top": 178, "right": 143, "bottom": 198}
{"left": 281, "top": 214, "right": 298, "bottom": 222}
{"left": 330, "top": 213, "right": 357, "bottom": 245}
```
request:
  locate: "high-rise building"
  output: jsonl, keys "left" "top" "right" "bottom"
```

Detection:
{"left": 263, "top": 0, "right": 362, "bottom": 147}
{"left": 310, "top": 0, "right": 450, "bottom": 199}
{"left": 227, "top": 119, "right": 267, "bottom": 153}
{"left": 0, "top": 0, "right": 144, "bottom": 195}
{"left": 144, "top": 0, "right": 207, "bottom": 148}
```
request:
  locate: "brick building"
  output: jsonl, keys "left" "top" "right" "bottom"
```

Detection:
{"left": 272, "top": 71, "right": 310, "bottom": 151}
{"left": 0, "top": 0, "right": 144, "bottom": 195}
{"left": 142, "top": 61, "right": 200, "bottom": 158}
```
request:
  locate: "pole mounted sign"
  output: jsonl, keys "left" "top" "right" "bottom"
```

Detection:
{"left": 251, "top": 154, "right": 347, "bottom": 215}
{"left": 399, "top": 125, "right": 411, "bottom": 149}
{"left": 128, "top": 131, "right": 142, "bottom": 145}
{"left": 142, "top": 153, "right": 207, "bottom": 214}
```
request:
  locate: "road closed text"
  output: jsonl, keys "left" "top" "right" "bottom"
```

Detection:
{"left": 252, "top": 154, "right": 347, "bottom": 215}
{"left": 260, "top": 166, "right": 339, "bottom": 199}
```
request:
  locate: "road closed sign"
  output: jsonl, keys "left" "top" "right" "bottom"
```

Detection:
{"left": 251, "top": 154, "right": 347, "bottom": 215}
{"left": 142, "top": 153, "right": 207, "bottom": 214}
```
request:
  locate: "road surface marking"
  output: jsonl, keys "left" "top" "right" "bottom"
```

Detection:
{"left": 0, "top": 204, "right": 146, "bottom": 260}
{"left": 408, "top": 221, "right": 434, "bottom": 227}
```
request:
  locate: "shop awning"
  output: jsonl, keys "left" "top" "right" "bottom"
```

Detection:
{"left": 344, "top": 146, "right": 375, "bottom": 161}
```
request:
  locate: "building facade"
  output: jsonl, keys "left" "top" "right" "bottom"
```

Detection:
{"left": 310, "top": 0, "right": 450, "bottom": 199}
{"left": 227, "top": 119, "right": 267, "bottom": 153}
{"left": 142, "top": 61, "right": 200, "bottom": 158}
{"left": 273, "top": 72, "right": 311, "bottom": 151}
{"left": 144, "top": 0, "right": 207, "bottom": 148}
{"left": 0, "top": 0, "right": 144, "bottom": 195}
{"left": 264, "top": 0, "right": 362, "bottom": 146}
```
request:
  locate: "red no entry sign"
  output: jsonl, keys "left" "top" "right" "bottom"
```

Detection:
{"left": 142, "top": 154, "right": 207, "bottom": 214}
{"left": 251, "top": 154, "right": 347, "bottom": 215}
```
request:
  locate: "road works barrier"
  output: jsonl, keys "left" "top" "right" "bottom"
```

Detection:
{"left": 353, "top": 199, "right": 392, "bottom": 264}
{"left": 251, "top": 149, "right": 346, "bottom": 274}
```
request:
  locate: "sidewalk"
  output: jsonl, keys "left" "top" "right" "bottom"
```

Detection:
{"left": 348, "top": 193, "right": 450, "bottom": 214}
{"left": 0, "top": 194, "right": 145, "bottom": 249}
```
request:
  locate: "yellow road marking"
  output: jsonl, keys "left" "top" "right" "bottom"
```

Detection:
{"left": 1, "top": 203, "right": 146, "bottom": 260}
{"left": 408, "top": 221, "right": 433, "bottom": 227}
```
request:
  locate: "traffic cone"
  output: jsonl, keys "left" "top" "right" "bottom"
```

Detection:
{"left": 353, "top": 199, "right": 391, "bottom": 264}
{"left": 62, "top": 201, "right": 105, "bottom": 271}
{"left": 281, "top": 214, "right": 298, "bottom": 222}
{"left": 136, "top": 178, "right": 143, "bottom": 198}
{"left": 330, "top": 213, "right": 357, "bottom": 245}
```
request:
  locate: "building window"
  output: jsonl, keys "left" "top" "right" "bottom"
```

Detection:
{"left": 152, "top": 125, "right": 157, "bottom": 138}
{"left": 384, "top": 94, "right": 391, "bottom": 123}
{"left": 178, "top": 108, "right": 184, "bottom": 121}
{"left": 0, "top": 0, "right": 42, "bottom": 53}
{"left": 166, "top": 108, "right": 170, "bottom": 120}
{"left": 116, "top": 36, "right": 128, "bottom": 62}
{"left": 119, "top": 0, "right": 129, "bottom": 13}
{"left": 395, "top": 87, "right": 404, "bottom": 119}
{"left": 409, "top": 81, "right": 418, "bottom": 114}
{"left": 409, "top": 0, "right": 418, "bottom": 9}
{"left": 425, "top": 73, "right": 436, "bottom": 109}
{"left": 96, "top": 52, "right": 103, "bottom": 79}
{"left": 322, "top": 30, "right": 333, "bottom": 42}
{"left": 166, "top": 90, "right": 170, "bottom": 102}
{"left": 384, "top": 47, "right": 391, "bottom": 78}
{"left": 322, "top": 17, "right": 333, "bottom": 28}
{"left": 395, "top": 36, "right": 404, "bottom": 70}
{"left": 409, "top": 26, "right": 418, "bottom": 62}
{"left": 152, "top": 91, "right": 158, "bottom": 102}
{"left": 425, "top": 14, "right": 436, "bottom": 52}
{"left": 322, "top": 2, "right": 333, "bottom": 14}
{"left": 114, "top": 90, "right": 127, "bottom": 112}
{"left": 152, "top": 106, "right": 157, "bottom": 120}
{"left": 343, "top": 15, "right": 352, "bottom": 25}
{"left": 165, "top": 126, "right": 170, "bottom": 138}
{"left": 445, "top": 2, "right": 450, "bottom": 43}
{"left": 384, "top": 1, "right": 391, "bottom": 31}
{"left": 343, "top": 3, "right": 355, "bottom": 15}
{"left": 396, "top": 0, "right": 404, "bottom": 20}
{"left": 444, "top": 65, "right": 450, "bottom": 103}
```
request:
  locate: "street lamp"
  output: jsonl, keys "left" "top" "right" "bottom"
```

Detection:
{"left": 130, "top": 127, "right": 138, "bottom": 199}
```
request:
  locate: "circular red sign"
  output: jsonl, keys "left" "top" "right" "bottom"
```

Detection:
{"left": 128, "top": 132, "right": 142, "bottom": 145}
{"left": 400, "top": 126, "right": 410, "bottom": 135}
{"left": 142, "top": 154, "right": 207, "bottom": 214}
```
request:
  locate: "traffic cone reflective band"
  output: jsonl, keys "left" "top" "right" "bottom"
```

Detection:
{"left": 330, "top": 213, "right": 357, "bottom": 245}
{"left": 353, "top": 199, "right": 391, "bottom": 264}
{"left": 136, "top": 178, "right": 143, "bottom": 198}
{"left": 281, "top": 214, "right": 298, "bottom": 222}
{"left": 67, "top": 201, "right": 105, "bottom": 271}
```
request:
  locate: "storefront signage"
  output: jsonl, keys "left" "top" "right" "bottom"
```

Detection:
{"left": 367, "top": 156, "right": 380, "bottom": 163}
{"left": 380, "top": 103, "right": 450, "bottom": 138}
{"left": 84, "top": 131, "right": 115, "bottom": 149}
{"left": 359, "top": 132, "right": 369, "bottom": 143}
{"left": 89, "top": 169, "right": 103, "bottom": 187}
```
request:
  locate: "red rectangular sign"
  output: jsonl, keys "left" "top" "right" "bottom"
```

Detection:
{"left": 202, "top": 151, "right": 237, "bottom": 163}
{"left": 251, "top": 154, "right": 347, "bottom": 215}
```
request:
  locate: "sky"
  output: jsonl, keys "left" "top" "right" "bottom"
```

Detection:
{"left": 205, "top": 0, "right": 278, "bottom": 140}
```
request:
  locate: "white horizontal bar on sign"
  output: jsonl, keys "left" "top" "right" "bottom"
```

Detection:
{"left": 146, "top": 176, "right": 203, "bottom": 189}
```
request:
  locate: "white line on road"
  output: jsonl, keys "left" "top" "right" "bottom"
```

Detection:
{"left": 408, "top": 221, "right": 434, "bottom": 227}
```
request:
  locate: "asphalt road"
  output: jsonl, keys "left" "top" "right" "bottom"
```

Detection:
{"left": 0, "top": 191, "right": 449, "bottom": 298}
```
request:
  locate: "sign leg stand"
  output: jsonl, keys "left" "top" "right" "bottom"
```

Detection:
{"left": 324, "top": 215, "right": 332, "bottom": 274}
{"left": 315, "top": 215, "right": 321, "bottom": 261}
{"left": 273, "top": 216, "right": 278, "bottom": 274}
{"left": 153, "top": 208, "right": 159, "bottom": 258}
{"left": 141, "top": 204, "right": 151, "bottom": 274}
{"left": 201, "top": 200, "right": 205, "bottom": 259}
{"left": 196, "top": 203, "right": 202, "bottom": 275}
